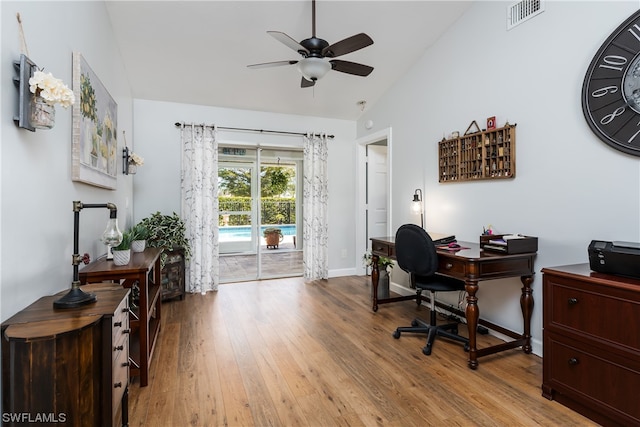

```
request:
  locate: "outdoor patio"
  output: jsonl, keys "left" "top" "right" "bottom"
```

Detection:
{"left": 219, "top": 235, "right": 303, "bottom": 282}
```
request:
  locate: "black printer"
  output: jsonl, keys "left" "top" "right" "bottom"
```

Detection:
{"left": 588, "top": 240, "right": 640, "bottom": 279}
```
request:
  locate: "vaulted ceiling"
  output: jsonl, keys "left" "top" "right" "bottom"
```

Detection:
{"left": 106, "top": 1, "right": 473, "bottom": 121}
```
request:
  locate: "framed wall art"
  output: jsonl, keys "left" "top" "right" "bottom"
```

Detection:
{"left": 72, "top": 52, "right": 117, "bottom": 189}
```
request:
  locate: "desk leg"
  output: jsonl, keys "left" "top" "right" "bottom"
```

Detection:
{"left": 465, "top": 279, "right": 479, "bottom": 370}
{"left": 520, "top": 275, "right": 534, "bottom": 354}
{"left": 371, "top": 254, "right": 379, "bottom": 312}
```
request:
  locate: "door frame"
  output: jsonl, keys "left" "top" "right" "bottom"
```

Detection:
{"left": 355, "top": 127, "right": 392, "bottom": 276}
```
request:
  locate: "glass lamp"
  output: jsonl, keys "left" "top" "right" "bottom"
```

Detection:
{"left": 298, "top": 57, "right": 331, "bottom": 82}
{"left": 53, "top": 201, "right": 122, "bottom": 309}
{"left": 411, "top": 189, "right": 424, "bottom": 228}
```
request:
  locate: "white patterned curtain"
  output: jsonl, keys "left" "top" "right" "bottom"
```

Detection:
{"left": 303, "top": 133, "right": 329, "bottom": 279}
{"left": 180, "top": 124, "right": 219, "bottom": 293}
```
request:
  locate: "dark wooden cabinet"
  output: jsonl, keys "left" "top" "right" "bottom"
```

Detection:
{"left": 1, "top": 283, "right": 130, "bottom": 426}
{"left": 79, "top": 247, "right": 162, "bottom": 387}
{"left": 542, "top": 264, "right": 640, "bottom": 426}
{"left": 161, "top": 247, "right": 185, "bottom": 301}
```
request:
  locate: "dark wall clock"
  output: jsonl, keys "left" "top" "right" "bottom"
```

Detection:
{"left": 582, "top": 10, "right": 640, "bottom": 156}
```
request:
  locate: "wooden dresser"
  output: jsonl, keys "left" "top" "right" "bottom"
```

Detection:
{"left": 79, "top": 247, "right": 162, "bottom": 387}
{"left": 1, "top": 283, "right": 130, "bottom": 426}
{"left": 542, "top": 264, "right": 640, "bottom": 426}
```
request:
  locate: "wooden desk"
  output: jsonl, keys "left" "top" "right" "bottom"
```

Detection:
{"left": 79, "top": 247, "right": 162, "bottom": 387}
{"left": 370, "top": 236, "right": 536, "bottom": 369}
{"left": 2, "top": 283, "right": 130, "bottom": 426}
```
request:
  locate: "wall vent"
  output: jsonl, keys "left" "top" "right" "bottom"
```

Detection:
{"left": 507, "top": 0, "right": 545, "bottom": 30}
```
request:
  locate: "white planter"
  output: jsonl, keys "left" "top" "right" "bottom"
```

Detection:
{"left": 112, "top": 249, "right": 131, "bottom": 266}
{"left": 131, "top": 240, "right": 146, "bottom": 253}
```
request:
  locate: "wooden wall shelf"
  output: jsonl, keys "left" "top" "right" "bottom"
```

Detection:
{"left": 439, "top": 123, "right": 516, "bottom": 182}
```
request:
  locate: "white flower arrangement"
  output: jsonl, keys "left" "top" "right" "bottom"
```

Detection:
{"left": 29, "top": 70, "right": 75, "bottom": 108}
{"left": 129, "top": 152, "right": 144, "bottom": 166}
{"left": 363, "top": 250, "right": 394, "bottom": 272}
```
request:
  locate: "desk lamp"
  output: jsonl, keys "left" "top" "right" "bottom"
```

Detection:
{"left": 53, "top": 201, "right": 122, "bottom": 308}
{"left": 411, "top": 189, "right": 424, "bottom": 228}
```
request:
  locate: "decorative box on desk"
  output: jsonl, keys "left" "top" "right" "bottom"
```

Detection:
{"left": 480, "top": 234, "right": 538, "bottom": 254}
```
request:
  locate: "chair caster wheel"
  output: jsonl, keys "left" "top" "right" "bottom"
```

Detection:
{"left": 411, "top": 319, "right": 419, "bottom": 327}
{"left": 392, "top": 330, "right": 401, "bottom": 339}
{"left": 422, "top": 346, "right": 432, "bottom": 356}
{"left": 464, "top": 343, "right": 470, "bottom": 352}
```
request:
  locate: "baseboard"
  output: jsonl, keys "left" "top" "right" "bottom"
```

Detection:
{"left": 328, "top": 268, "right": 357, "bottom": 278}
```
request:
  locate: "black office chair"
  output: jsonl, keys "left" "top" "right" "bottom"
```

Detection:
{"left": 392, "top": 224, "right": 470, "bottom": 356}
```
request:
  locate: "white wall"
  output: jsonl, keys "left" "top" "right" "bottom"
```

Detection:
{"left": 1, "top": 1, "right": 134, "bottom": 321}
{"left": 358, "top": 1, "right": 640, "bottom": 355}
{"left": 132, "top": 99, "right": 358, "bottom": 275}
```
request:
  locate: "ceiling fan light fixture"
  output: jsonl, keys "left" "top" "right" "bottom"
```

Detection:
{"left": 298, "top": 57, "right": 331, "bottom": 81}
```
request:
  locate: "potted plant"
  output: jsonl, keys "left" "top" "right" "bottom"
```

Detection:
{"left": 138, "top": 212, "right": 192, "bottom": 268}
{"left": 130, "top": 223, "right": 149, "bottom": 253}
{"left": 263, "top": 227, "right": 283, "bottom": 249}
{"left": 112, "top": 230, "right": 133, "bottom": 266}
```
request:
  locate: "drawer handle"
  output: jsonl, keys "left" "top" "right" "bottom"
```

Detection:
{"left": 568, "top": 298, "right": 578, "bottom": 306}
{"left": 114, "top": 345, "right": 124, "bottom": 351}
{"left": 122, "top": 308, "right": 129, "bottom": 313}
{"left": 568, "top": 357, "right": 579, "bottom": 366}
{"left": 121, "top": 362, "right": 130, "bottom": 367}
{"left": 445, "top": 263, "right": 453, "bottom": 269}
{"left": 123, "top": 329, "right": 131, "bottom": 334}
{"left": 114, "top": 382, "right": 123, "bottom": 388}
{"left": 114, "top": 321, "right": 122, "bottom": 327}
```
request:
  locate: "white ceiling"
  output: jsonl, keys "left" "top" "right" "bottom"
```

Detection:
{"left": 106, "top": 1, "right": 473, "bottom": 121}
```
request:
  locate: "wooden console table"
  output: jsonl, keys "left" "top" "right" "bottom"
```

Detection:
{"left": 79, "top": 247, "right": 162, "bottom": 387}
{"left": 370, "top": 236, "right": 536, "bottom": 370}
{"left": 2, "top": 283, "right": 130, "bottom": 426}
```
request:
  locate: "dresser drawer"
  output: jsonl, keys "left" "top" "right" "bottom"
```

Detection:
{"left": 112, "top": 343, "right": 128, "bottom": 426}
{"left": 544, "top": 332, "right": 640, "bottom": 425}
{"left": 544, "top": 276, "right": 640, "bottom": 352}
{"left": 371, "top": 241, "right": 393, "bottom": 257}
{"left": 437, "top": 257, "right": 467, "bottom": 277}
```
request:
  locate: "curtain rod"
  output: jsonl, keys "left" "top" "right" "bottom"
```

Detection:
{"left": 174, "top": 122, "right": 334, "bottom": 139}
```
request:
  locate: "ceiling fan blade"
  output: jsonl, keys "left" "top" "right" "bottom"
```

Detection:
{"left": 322, "top": 33, "right": 373, "bottom": 58}
{"left": 330, "top": 60, "right": 374, "bottom": 77}
{"left": 247, "top": 60, "right": 298, "bottom": 69}
{"left": 301, "top": 77, "right": 315, "bottom": 88}
{"left": 268, "top": 31, "right": 309, "bottom": 55}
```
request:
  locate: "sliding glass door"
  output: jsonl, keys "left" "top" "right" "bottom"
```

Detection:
{"left": 218, "top": 146, "right": 303, "bottom": 283}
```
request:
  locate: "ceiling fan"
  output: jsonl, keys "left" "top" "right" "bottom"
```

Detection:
{"left": 247, "top": 0, "right": 374, "bottom": 88}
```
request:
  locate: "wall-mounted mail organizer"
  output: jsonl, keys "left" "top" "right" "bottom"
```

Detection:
{"left": 439, "top": 122, "right": 516, "bottom": 182}
{"left": 480, "top": 234, "right": 538, "bottom": 254}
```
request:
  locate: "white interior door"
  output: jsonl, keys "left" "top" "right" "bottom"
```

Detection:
{"left": 367, "top": 144, "right": 388, "bottom": 240}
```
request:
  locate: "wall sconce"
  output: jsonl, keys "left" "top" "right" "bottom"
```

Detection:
{"left": 411, "top": 189, "right": 424, "bottom": 228}
{"left": 13, "top": 54, "right": 37, "bottom": 132}
{"left": 122, "top": 147, "right": 136, "bottom": 175}
{"left": 53, "top": 201, "right": 122, "bottom": 308}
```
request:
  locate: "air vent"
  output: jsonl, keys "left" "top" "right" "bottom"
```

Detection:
{"left": 507, "top": 0, "right": 545, "bottom": 30}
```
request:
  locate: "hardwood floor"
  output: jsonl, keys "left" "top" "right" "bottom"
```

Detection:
{"left": 128, "top": 275, "right": 597, "bottom": 426}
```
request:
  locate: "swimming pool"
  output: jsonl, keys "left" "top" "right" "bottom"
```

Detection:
{"left": 219, "top": 224, "right": 296, "bottom": 241}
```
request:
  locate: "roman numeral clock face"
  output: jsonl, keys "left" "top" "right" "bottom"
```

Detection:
{"left": 582, "top": 10, "right": 640, "bottom": 156}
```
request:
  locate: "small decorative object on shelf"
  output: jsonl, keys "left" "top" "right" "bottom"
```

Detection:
{"left": 112, "top": 230, "right": 132, "bottom": 266}
{"left": 138, "top": 212, "right": 192, "bottom": 268}
{"left": 439, "top": 121, "right": 516, "bottom": 183}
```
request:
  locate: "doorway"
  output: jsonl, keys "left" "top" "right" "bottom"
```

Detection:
{"left": 356, "top": 128, "right": 392, "bottom": 276}
{"left": 218, "top": 146, "right": 303, "bottom": 283}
